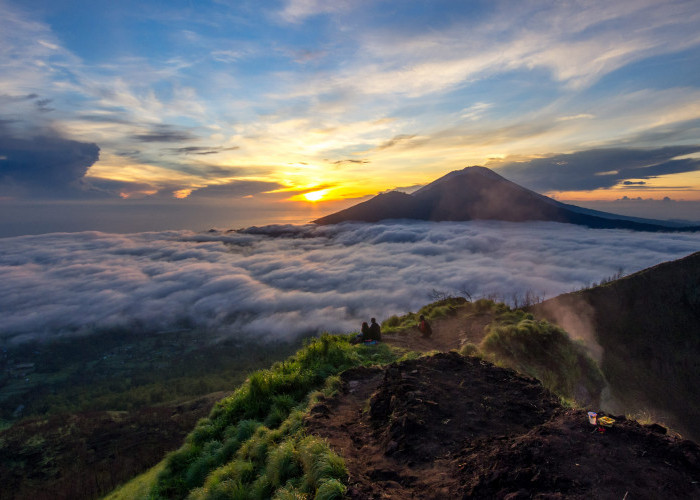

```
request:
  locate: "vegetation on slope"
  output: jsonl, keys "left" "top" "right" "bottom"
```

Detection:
{"left": 1, "top": 328, "right": 302, "bottom": 425}
{"left": 478, "top": 309, "right": 605, "bottom": 405}
{"left": 382, "top": 296, "right": 470, "bottom": 333}
{"left": 147, "top": 334, "right": 413, "bottom": 499}
{"left": 382, "top": 297, "right": 604, "bottom": 406}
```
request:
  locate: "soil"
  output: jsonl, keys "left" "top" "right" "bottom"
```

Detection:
{"left": 306, "top": 352, "right": 700, "bottom": 499}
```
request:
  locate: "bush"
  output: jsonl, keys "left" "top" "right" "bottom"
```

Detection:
{"left": 314, "top": 478, "right": 346, "bottom": 500}
{"left": 459, "top": 342, "right": 480, "bottom": 357}
{"left": 480, "top": 314, "right": 605, "bottom": 405}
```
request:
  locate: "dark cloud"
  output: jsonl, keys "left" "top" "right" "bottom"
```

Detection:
{"left": 114, "top": 149, "right": 142, "bottom": 158}
{"left": 622, "top": 180, "right": 646, "bottom": 185}
{"left": 376, "top": 134, "right": 416, "bottom": 151}
{"left": 0, "top": 124, "right": 100, "bottom": 196}
{"left": 1, "top": 221, "right": 698, "bottom": 344}
{"left": 188, "top": 180, "right": 284, "bottom": 198}
{"left": 331, "top": 158, "right": 370, "bottom": 165}
{"left": 0, "top": 93, "right": 39, "bottom": 104}
{"left": 85, "top": 178, "right": 159, "bottom": 196}
{"left": 131, "top": 125, "right": 195, "bottom": 143}
{"left": 0, "top": 94, "right": 54, "bottom": 113}
{"left": 496, "top": 146, "right": 700, "bottom": 192}
{"left": 78, "top": 114, "right": 133, "bottom": 124}
{"left": 35, "top": 98, "right": 54, "bottom": 113}
{"left": 167, "top": 145, "right": 240, "bottom": 155}
{"left": 621, "top": 118, "right": 700, "bottom": 146}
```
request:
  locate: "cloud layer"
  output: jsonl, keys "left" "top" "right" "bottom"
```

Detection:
{"left": 1, "top": 222, "right": 698, "bottom": 345}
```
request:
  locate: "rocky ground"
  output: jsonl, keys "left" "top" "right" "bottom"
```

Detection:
{"left": 306, "top": 352, "right": 700, "bottom": 499}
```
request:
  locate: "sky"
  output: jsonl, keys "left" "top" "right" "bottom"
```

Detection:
{"left": 1, "top": 0, "right": 700, "bottom": 235}
{"left": 2, "top": 221, "right": 699, "bottom": 345}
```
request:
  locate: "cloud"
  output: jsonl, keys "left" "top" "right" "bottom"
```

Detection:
{"left": 375, "top": 134, "right": 417, "bottom": 151}
{"left": 187, "top": 180, "right": 284, "bottom": 198}
{"left": 167, "top": 146, "right": 240, "bottom": 155}
{"left": 131, "top": 126, "right": 196, "bottom": 143}
{"left": 331, "top": 159, "right": 370, "bottom": 166}
{"left": 495, "top": 146, "right": 700, "bottom": 192}
{"left": 0, "top": 124, "right": 100, "bottom": 196}
{"left": 277, "top": 0, "right": 357, "bottom": 23}
{"left": 1, "top": 221, "right": 698, "bottom": 345}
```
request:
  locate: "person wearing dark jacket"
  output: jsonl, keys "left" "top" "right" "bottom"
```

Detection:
{"left": 369, "top": 317, "right": 381, "bottom": 341}
{"left": 351, "top": 321, "right": 371, "bottom": 344}
{"left": 361, "top": 321, "right": 371, "bottom": 340}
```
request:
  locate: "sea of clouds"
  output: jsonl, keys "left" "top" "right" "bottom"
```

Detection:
{"left": 1, "top": 221, "right": 698, "bottom": 345}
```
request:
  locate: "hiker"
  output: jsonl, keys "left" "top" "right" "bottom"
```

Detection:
{"left": 351, "top": 321, "right": 371, "bottom": 344}
{"left": 369, "top": 317, "right": 381, "bottom": 341}
{"left": 418, "top": 315, "right": 432, "bottom": 338}
{"left": 361, "top": 321, "right": 371, "bottom": 341}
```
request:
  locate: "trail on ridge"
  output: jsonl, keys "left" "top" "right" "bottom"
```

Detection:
{"left": 306, "top": 327, "right": 700, "bottom": 498}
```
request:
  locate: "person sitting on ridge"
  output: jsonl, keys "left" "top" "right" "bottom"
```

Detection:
{"left": 418, "top": 314, "right": 432, "bottom": 338}
{"left": 351, "top": 321, "right": 371, "bottom": 344}
{"left": 361, "top": 321, "right": 371, "bottom": 340}
{"left": 368, "top": 317, "right": 381, "bottom": 341}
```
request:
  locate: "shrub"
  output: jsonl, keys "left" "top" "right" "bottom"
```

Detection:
{"left": 459, "top": 342, "right": 480, "bottom": 357}
{"left": 314, "top": 478, "right": 346, "bottom": 500}
{"left": 480, "top": 315, "right": 605, "bottom": 405}
{"left": 268, "top": 440, "right": 303, "bottom": 487}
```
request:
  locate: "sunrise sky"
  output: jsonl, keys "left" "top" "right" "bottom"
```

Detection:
{"left": 2, "top": 0, "right": 700, "bottom": 235}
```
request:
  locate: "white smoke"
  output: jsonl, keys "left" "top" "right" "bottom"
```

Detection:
{"left": 1, "top": 221, "right": 698, "bottom": 344}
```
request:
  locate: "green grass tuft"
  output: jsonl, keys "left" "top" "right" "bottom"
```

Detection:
{"left": 145, "top": 334, "right": 401, "bottom": 499}
{"left": 314, "top": 478, "right": 347, "bottom": 500}
{"left": 480, "top": 312, "right": 605, "bottom": 405}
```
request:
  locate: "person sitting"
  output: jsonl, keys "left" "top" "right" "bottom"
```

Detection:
{"left": 361, "top": 321, "right": 371, "bottom": 340}
{"left": 418, "top": 315, "right": 432, "bottom": 338}
{"left": 351, "top": 321, "right": 370, "bottom": 344}
{"left": 368, "top": 317, "right": 381, "bottom": 341}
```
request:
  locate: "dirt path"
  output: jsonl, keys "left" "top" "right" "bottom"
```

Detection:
{"left": 306, "top": 353, "right": 700, "bottom": 499}
{"left": 306, "top": 353, "right": 562, "bottom": 499}
{"left": 380, "top": 311, "right": 494, "bottom": 354}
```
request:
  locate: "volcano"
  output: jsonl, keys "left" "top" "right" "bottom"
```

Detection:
{"left": 314, "top": 166, "right": 699, "bottom": 231}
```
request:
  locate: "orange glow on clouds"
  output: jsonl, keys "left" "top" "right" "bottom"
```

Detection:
{"left": 173, "top": 188, "right": 193, "bottom": 199}
{"left": 303, "top": 189, "right": 329, "bottom": 202}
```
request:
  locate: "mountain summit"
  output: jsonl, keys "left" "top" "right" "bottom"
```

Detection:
{"left": 314, "top": 166, "right": 697, "bottom": 231}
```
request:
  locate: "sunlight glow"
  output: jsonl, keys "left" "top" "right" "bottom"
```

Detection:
{"left": 303, "top": 189, "right": 329, "bottom": 202}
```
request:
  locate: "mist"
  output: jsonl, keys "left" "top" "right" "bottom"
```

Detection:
{"left": 2, "top": 220, "right": 699, "bottom": 345}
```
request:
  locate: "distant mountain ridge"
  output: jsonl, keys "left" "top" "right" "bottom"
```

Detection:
{"left": 314, "top": 166, "right": 700, "bottom": 231}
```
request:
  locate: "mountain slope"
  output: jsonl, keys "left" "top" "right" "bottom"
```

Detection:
{"left": 532, "top": 251, "right": 700, "bottom": 441}
{"left": 314, "top": 166, "right": 699, "bottom": 231}
{"left": 306, "top": 352, "right": 700, "bottom": 499}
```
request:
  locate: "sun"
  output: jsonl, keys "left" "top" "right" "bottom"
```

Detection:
{"left": 303, "top": 189, "right": 328, "bottom": 202}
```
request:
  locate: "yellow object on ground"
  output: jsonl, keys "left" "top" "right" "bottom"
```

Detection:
{"left": 598, "top": 416, "right": 615, "bottom": 427}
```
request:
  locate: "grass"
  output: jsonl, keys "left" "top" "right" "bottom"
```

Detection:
{"left": 105, "top": 298, "right": 610, "bottom": 499}
{"left": 382, "top": 297, "right": 470, "bottom": 333}
{"left": 102, "top": 459, "right": 167, "bottom": 500}
{"left": 479, "top": 309, "right": 605, "bottom": 405}
{"left": 131, "top": 333, "right": 412, "bottom": 499}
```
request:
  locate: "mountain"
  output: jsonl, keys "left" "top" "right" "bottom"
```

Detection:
{"left": 532, "top": 251, "right": 700, "bottom": 441}
{"left": 314, "top": 166, "right": 700, "bottom": 231}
